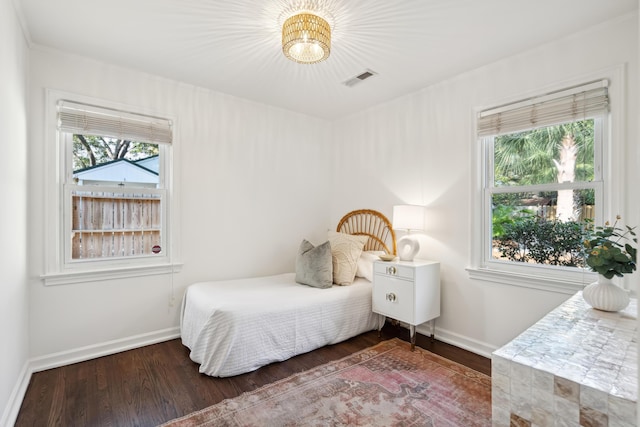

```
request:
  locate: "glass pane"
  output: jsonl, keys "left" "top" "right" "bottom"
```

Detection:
{"left": 72, "top": 134, "right": 159, "bottom": 188}
{"left": 493, "top": 119, "right": 594, "bottom": 187}
{"left": 491, "top": 190, "right": 595, "bottom": 267}
{"left": 71, "top": 190, "right": 162, "bottom": 260}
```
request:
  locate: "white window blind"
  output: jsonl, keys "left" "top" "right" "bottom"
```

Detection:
{"left": 477, "top": 80, "right": 609, "bottom": 137}
{"left": 58, "top": 100, "right": 172, "bottom": 144}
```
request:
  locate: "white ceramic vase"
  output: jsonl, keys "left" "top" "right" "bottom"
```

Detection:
{"left": 582, "top": 275, "right": 630, "bottom": 312}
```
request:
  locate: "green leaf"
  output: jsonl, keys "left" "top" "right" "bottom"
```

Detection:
{"left": 614, "top": 252, "right": 630, "bottom": 262}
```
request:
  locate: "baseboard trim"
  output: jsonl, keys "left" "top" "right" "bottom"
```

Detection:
{"left": 30, "top": 326, "right": 181, "bottom": 373}
{"left": 0, "top": 361, "right": 31, "bottom": 427}
{"left": 2, "top": 327, "right": 181, "bottom": 426}
{"left": 415, "top": 323, "right": 496, "bottom": 359}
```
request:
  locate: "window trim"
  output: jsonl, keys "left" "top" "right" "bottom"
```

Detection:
{"left": 42, "top": 89, "right": 181, "bottom": 286}
{"left": 468, "top": 66, "right": 625, "bottom": 293}
{"left": 42, "top": 263, "right": 183, "bottom": 287}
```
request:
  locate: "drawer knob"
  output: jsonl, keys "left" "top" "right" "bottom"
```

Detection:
{"left": 387, "top": 266, "right": 397, "bottom": 275}
{"left": 386, "top": 292, "right": 397, "bottom": 302}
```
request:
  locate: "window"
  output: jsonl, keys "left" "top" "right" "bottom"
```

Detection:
{"left": 474, "top": 80, "right": 609, "bottom": 285}
{"left": 49, "top": 99, "right": 174, "bottom": 280}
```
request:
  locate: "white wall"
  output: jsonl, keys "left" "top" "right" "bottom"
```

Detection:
{"left": 331, "top": 13, "right": 639, "bottom": 353}
{"left": 28, "top": 48, "right": 332, "bottom": 360}
{"left": 0, "top": 0, "right": 29, "bottom": 424}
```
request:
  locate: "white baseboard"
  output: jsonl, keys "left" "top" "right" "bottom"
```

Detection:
{"left": 415, "top": 323, "right": 496, "bottom": 359}
{"left": 1, "top": 327, "right": 181, "bottom": 427}
{"left": 0, "top": 361, "right": 31, "bottom": 427}
{"left": 30, "top": 327, "right": 181, "bottom": 373}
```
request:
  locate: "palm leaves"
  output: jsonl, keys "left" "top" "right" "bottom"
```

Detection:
{"left": 494, "top": 121, "right": 594, "bottom": 187}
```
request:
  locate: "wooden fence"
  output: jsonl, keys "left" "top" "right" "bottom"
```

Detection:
{"left": 71, "top": 191, "right": 161, "bottom": 259}
{"left": 539, "top": 204, "right": 595, "bottom": 222}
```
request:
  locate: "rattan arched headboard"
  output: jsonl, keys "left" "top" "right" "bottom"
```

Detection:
{"left": 336, "top": 209, "right": 397, "bottom": 255}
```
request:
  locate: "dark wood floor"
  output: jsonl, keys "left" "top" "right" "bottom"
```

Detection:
{"left": 15, "top": 323, "right": 490, "bottom": 427}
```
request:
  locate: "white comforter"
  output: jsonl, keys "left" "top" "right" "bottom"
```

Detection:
{"left": 181, "top": 273, "right": 383, "bottom": 377}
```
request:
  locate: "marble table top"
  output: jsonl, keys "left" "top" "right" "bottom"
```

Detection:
{"left": 493, "top": 291, "right": 637, "bottom": 402}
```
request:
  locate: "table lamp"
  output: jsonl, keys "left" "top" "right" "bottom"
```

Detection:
{"left": 392, "top": 204, "right": 425, "bottom": 262}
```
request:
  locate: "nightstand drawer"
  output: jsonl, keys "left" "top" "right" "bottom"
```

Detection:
{"left": 373, "top": 263, "right": 414, "bottom": 280}
{"left": 372, "top": 276, "right": 414, "bottom": 323}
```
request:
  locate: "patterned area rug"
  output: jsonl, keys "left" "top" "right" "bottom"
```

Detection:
{"left": 162, "top": 338, "right": 491, "bottom": 426}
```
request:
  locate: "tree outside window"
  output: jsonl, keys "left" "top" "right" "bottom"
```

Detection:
{"left": 73, "top": 135, "right": 158, "bottom": 171}
{"left": 488, "top": 120, "right": 599, "bottom": 267}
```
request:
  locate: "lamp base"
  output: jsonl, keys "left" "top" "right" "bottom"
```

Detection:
{"left": 397, "top": 236, "right": 420, "bottom": 262}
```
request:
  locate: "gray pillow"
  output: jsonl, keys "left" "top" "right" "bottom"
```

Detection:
{"left": 295, "top": 239, "right": 333, "bottom": 289}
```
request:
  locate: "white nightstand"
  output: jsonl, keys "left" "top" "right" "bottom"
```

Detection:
{"left": 372, "top": 259, "right": 440, "bottom": 350}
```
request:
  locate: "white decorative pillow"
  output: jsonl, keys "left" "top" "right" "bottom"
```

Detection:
{"left": 328, "top": 231, "right": 369, "bottom": 285}
{"left": 356, "top": 251, "right": 385, "bottom": 282}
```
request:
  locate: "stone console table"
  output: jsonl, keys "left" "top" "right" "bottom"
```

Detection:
{"left": 492, "top": 291, "right": 637, "bottom": 427}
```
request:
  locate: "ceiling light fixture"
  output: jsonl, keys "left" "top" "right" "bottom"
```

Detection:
{"left": 282, "top": 12, "right": 331, "bottom": 64}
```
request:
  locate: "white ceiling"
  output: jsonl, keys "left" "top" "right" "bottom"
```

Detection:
{"left": 16, "top": 0, "right": 638, "bottom": 120}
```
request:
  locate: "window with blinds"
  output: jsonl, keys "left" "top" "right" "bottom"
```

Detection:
{"left": 477, "top": 81, "right": 608, "bottom": 137}
{"left": 478, "top": 80, "right": 608, "bottom": 269}
{"left": 58, "top": 100, "right": 172, "bottom": 264}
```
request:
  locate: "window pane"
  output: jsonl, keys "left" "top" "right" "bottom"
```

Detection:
{"left": 71, "top": 190, "right": 162, "bottom": 260}
{"left": 493, "top": 119, "right": 594, "bottom": 187}
{"left": 73, "top": 134, "right": 159, "bottom": 188}
{"left": 491, "top": 190, "right": 594, "bottom": 266}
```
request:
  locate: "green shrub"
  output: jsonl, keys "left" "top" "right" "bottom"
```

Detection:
{"left": 492, "top": 205, "right": 534, "bottom": 238}
{"left": 494, "top": 217, "right": 586, "bottom": 267}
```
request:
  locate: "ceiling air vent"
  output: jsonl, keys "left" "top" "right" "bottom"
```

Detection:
{"left": 342, "top": 69, "right": 378, "bottom": 88}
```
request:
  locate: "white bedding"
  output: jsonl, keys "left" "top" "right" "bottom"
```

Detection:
{"left": 181, "top": 273, "right": 384, "bottom": 377}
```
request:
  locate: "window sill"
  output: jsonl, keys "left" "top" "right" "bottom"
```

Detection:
{"left": 41, "top": 262, "right": 183, "bottom": 286}
{"left": 466, "top": 266, "right": 596, "bottom": 295}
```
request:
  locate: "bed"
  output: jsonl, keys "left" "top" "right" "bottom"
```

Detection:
{"left": 180, "top": 209, "right": 397, "bottom": 377}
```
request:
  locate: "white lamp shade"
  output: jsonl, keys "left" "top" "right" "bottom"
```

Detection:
{"left": 392, "top": 205, "right": 425, "bottom": 231}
